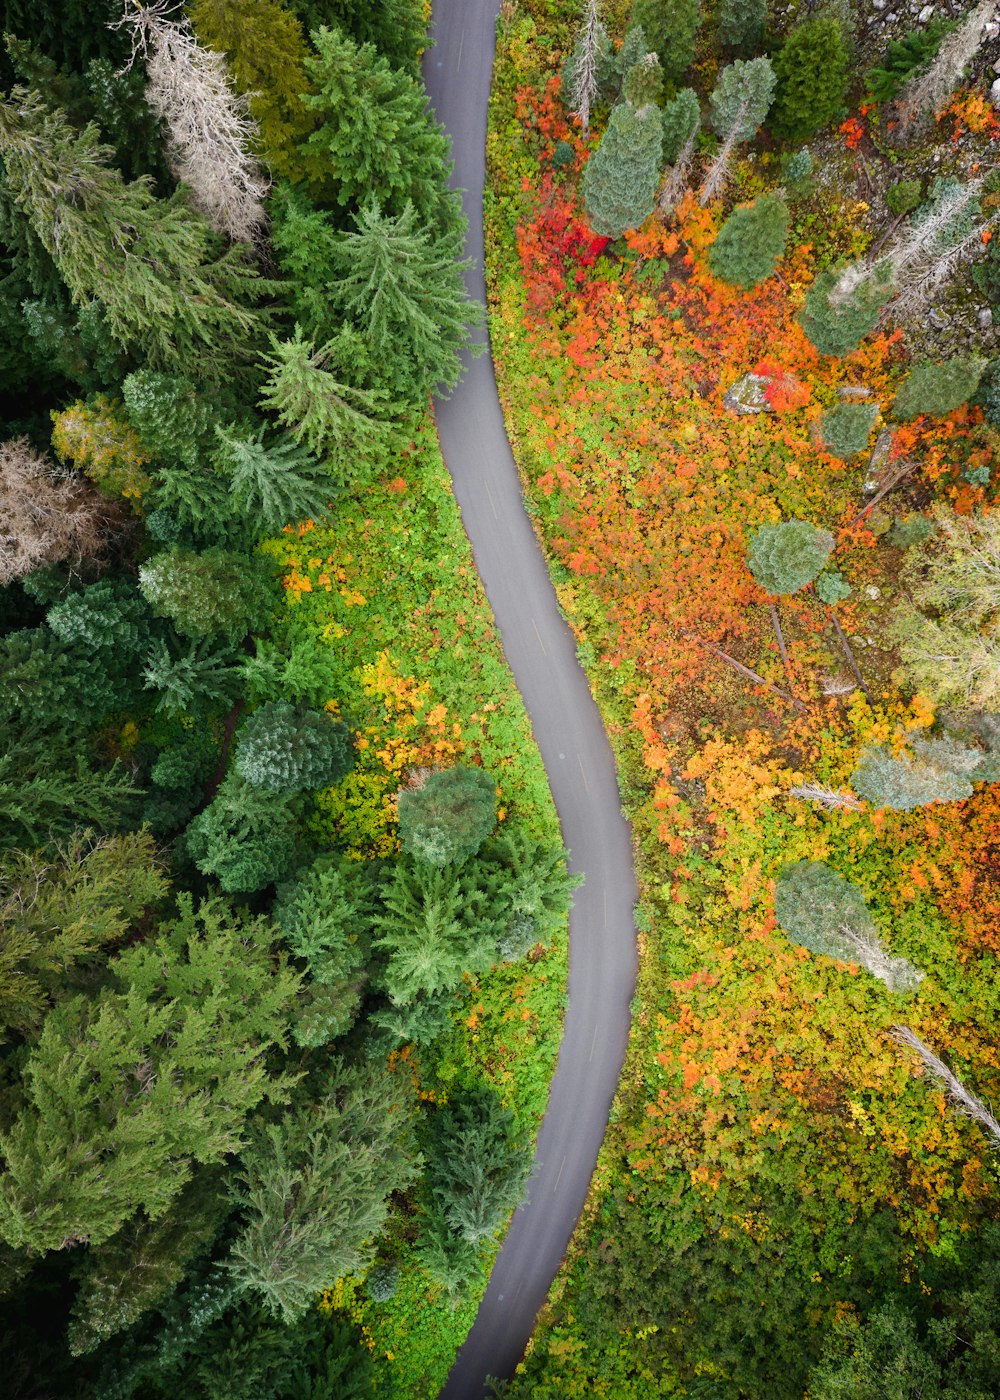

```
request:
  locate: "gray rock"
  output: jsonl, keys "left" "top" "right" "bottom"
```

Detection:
{"left": 838, "top": 384, "right": 873, "bottom": 399}
{"left": 918, "top": 4, "right": 934, "bottom": 20}
{"left": 992, "top": 76, "right": 1000, "bottom": 111}
{"left": 929, "top": 307, "right": 949, "bottom": 329}
{"left": 979, "top": 307, "right": 994, "bottom": 331}
{"left": 723, "top": 372, "right": 775, "bottom": 415}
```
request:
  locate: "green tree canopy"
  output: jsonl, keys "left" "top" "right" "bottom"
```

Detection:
{"left": 235, "top": 701, "right": 354, "bottom": 794}
{"left": 817, "top": 401, "right": 880, "bottom": 458}
{"left": 770, "top": 14, "right": 850, "bottom": 142}
{"left": 582, "top": 99, "right": 663, "bottom": 238}
{"left": 397, "top": 763, "right": 497, "bottom": 867}
{"left": 798, "top": 264, "right": 894, "bottom": 357}
{"left": 139, "top": 546, "right": 277, "bottom": 641}
{"left": 707, "top": 192, "right": 789, "bottom": 289}
{"left": 851, "top": 736, "right": 981, "bottom": 811}
{"left": 184, "top": 773, "right": 299, "bottom": 893}
{"left": 0, "top": 896, "right": 299, "bottom": 1253}
{"left": 631, "top": 0, "right": 701, "bottom": 84}
{"left": 423, "top": 1086, "right": 532, "bottom": 1244}
{"left": 893, "top": 357, "right": 986, "bottom": 420}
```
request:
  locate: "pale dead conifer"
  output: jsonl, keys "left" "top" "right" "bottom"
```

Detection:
{"left": 789, "top": 783, "right": 863, "bottom": 811}
{"left": 0, "top": 438, "right": 120, "bottom": 585}
{"left": 115, "top": 1, "right": 269, "bottom": 242}
{"left": 572, "top": 0, "right": 604, "bottom": 140}
{"left": 892, "top": 1025, "right": 1000, "bottom": 1148}
{"left": 896, "top": 0, "right": 998, "bottom": 134}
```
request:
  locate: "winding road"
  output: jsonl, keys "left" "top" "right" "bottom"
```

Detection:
{"left": 424, "top": 5, "right": 639, "bottom": 1396}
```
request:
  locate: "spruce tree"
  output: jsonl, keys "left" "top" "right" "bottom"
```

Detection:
{"left": 747, "top": 520, "right": 834, "bottom": 595}
{"left": 707, "top": 192, "right": 789, "bottom": 289}
{"left": 0, "top": 89, "right": 268, "bottom": 381}
{"left": 235, "top": 701, "right": 354, "bottom": 793}
{"left": 397, "top": 764, "right": 497, "bottom": 867}
{"left": 582, "top": 99, "right": 663, "bottom": 238}
{"left": 851, "top": 739, "right": 980, "bottom": 811}
{"left": 46, "top": 579, "right": 151, "bottom": 656}
{"left": 892, "top": 357, "right": 986, "bottom": 421}
{"left": 212, "top": 425, "right": 334, "bottom": 535}
{"left": 631, "top": 0, "right": 701, "bottom": 84}
{"left": 300, "top": 24, "right": 455, "bottom": 231}
{"left": 423, "top": 1087, "right": 532, "bottom": 1244}
{"left": 770, "top": 14, "right": 850, "bottom": 142}
{"left": 661, "top": 87, "right": 701, "bottom": 163}
{"left": 228, "top": 1059, "right": 417, "bottom": 1321}
{"left": 0, "top": 723, "right": 138, "bottom": 853}
{"left": 328, "top": 199, "right": 482, "bottom": 405}
{"left": 184, "top": 773, "right": 299, "bottom": 893}
{"left": 317, "top": 0, "right": 426, "bottom": 75}
{"left": 798, "top": 265, "right": 894, "bottom": 357}
{"left": 717, "top": 0, "right": 766, "bottom": 55}
{"left": 699, "top": 57, "right": 776, "bottom": 204}
{"left": 142, "top": 637, "right": 244, "bottom": 716}
{"left": 258, "top": 327, "right": 400, "bottom": 484}
{"left": 0, "top": 896, "right": 299, "bottom": 1253}
{"left": 139, "top": 546, "right": 277, "bottom": 641}
{"left": 121, "top": 370, "right": 221, "bottom": 468}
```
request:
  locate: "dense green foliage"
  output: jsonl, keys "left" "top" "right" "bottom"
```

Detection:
{"left": 582, "top": 97, "right": 663, "bottom": 237}
{"left": 770, "top": 14, "right": 851, "bottom": 142}
{"left": 707, "top": 192, "right": 789, "bottom": 289}
{"left": 631, "top": 0, "right": 701, "bottom": 84}
{"left": 397, "top": 763, "right": 498, "bottom": 867}
{"left": 893, "top": 356, "right": 987, "bottom": 420}
{"left": 818, "top": 401, "right": 880, "bottom": 459}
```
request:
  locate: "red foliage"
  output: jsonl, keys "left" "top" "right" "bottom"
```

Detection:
{"left": 516, "top": 175, "right": 610, "bottom": 313}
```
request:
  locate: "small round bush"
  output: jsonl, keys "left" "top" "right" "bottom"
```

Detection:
{"left": 366, "top": 1260, "right": 399, "bottom": 1302}
{"left": 236, "top": 702, "right": 354, "bottom": 794}
{"left": 889, "top": 514, "right": 935, "bottom": 549}
{"left": 815, "top": 569, "right": 852, "bottom": 605}
{"left": 817, "top": 401, "right": 879, "bottom": 459}
{"left": 707, "top": 193, "right": 789, "bottom": 290}
{"left": 893, "top": 357, "right": 986, "bottom": 421}
{"left": 398, "top": 764, "right": 497, "bottom": 867}
{"left": 747, "top": 520, "right": 834, "bottom": 595}
{"left": 887, "top": 179, "right": 921, "bottom": 216}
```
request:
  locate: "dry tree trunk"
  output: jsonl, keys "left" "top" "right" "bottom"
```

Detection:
{"left": 892, "top": 1026, "right": 1000, "bottom": 1148}
{"left": 572, "top": 0, "right": 603, "bottom": 140}
{"left": 789, "top": 783, "right": 863, "bottom": 811}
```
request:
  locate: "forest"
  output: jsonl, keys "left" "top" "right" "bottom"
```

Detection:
{"left": 487, "top": 0, "right": 1000, "bottom": 1396}
{"left": 0, "top": 2, "right": 577, "bottom": 1396}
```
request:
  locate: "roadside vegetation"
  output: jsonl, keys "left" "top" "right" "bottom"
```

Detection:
{"left": 487, "top": 0, "right": 1000, "bottom": 1394}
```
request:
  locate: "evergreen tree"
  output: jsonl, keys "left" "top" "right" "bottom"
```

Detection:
{"left": 308, "top": 0, "right": 426, "bottom": 75}
{"left": 189, "top": 0, "right": 316, "bottom": 182}
{"left": 631, "top": 0, "right": 701, "bottom": 84}
{"left": 184, "top": 773, "right": 299, "bottom": 892}
{"left": 0, "top": 896, "right": 299, "bottom": 1253}
{"left": 142, "top": 637, "right": 244, "bottom": 716}
{"left": 707, "top": 192, "right": 789, "bottom": 289}
{"left": 67, "top": 1172, "right": 228, "bottom": 1355}
{"left": 817, "top": 401, "right": 879, "bottom": 459}
{"left": 582, "top": 99, "right": 663, "bottom": 238}
{"left": 893, "top": 357, "right": 986, "bottom": 421}
{"left": 46, "top": 578, "right": 151, "bottom": 656}
{"left": 747, "top": 520, "right": 834, "bottom": 595}
{"left": 0, "top": 89, "right": 269, "bottom": 381}
{"left": 717, "top": 0, "right": 766, "bottom": 55}
{"left": 235, "top": 701, "right": 354, "bottom": 793}
{"left": 0, "top": 829, "right": 166, "bottom": 1042}
{"left": 139, "top": 546, "right": 277, "bottom": 640}
{"left": 212, "top": 425, "right": 334, "bottom": 535}
{"left": 258, "top": 327, "right": 400, "bottom": 484}
{"left": 623, "top": 52, "right": 663, "bottom": 110}
{"left": 699, "top": 57, "right": 776, "bottom": 204}
{"left": 300, "top": 24, "right": 455, "bottom": 232}
{"left": 798, "top": 264, "right": 894, "bottom": 357}
{"left": 891, "top": 508, "right": 1000, "bottom": 709}
{"left": 851, "top": 738, "right": 980, "bottom": 811}
{"left": 770, "top": 13, "right": 850, "bottom": 142}
{"left": 775, "top": 859, "right": 923, "bottom": 993}
{"left": 469, "top": 829, "right": 579, "bottom": 963}
{"left": 328, "top": 198, "right": 482, "bottom": 405}
{"left": 0, "top": 723, "right": 138, "bottom": 853}
{"left": 121, "top": 370, "right": 221, "bottom": 468}
{"left": 375, "top": 861, "right": 470, "bottom": 1006}
{"left": 661, "top": 87, "right": 701, "bottom": 164}
{"left": 228, "top": 1059, "right": 417, "bottom": 1321}
{"left": 272, "top": 852, "right": 375, "bottom": 985}
{"left": 423, "top": 1087, "right": 532, "bottom": 1244}
{"left": 398, "top": 764, "right": 497, "bottom": 867}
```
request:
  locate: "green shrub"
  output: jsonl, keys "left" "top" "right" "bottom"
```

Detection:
{"left": 887, "top": 179, "right": 922, "bottom": 216}
{"left": 661, "top": 87, "right": 700, "bottom": 163}
{"left": 747, "top": 520, "right": 834, "bottom": 595}
{"left": 817, "top": 401, "right": 879, "bottom": 459}
{"left": 815, "top": 569, "right": 852, "bottom": 605}
{"left": 799, "top": 265, "right": 894, "bottom": 357}
{"left": 366, "top": 1260, "right": 399, "bottom": 1303}
{"left": 851, "top": 738, "right": 980, "bottom": 810}
{"left": 707, "top": 192, "right": 789, "bottom": 289}
{"left": 889, "top": 513, "right": 935, "bottom": 549}
{"left": 864, "top": 20, "right": 949, "bottom": 103}
{"left": 770, "top": 14, "right": 850, "bottom": 142}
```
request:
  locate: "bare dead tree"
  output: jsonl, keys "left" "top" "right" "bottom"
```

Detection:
{"left": 571, "top": 0, "right": 604, "bottom": 140}
{"left": 891, "top": 216, "right": 997, "bottom": 323}
{"left": 0, "top": 438, "right": 121, "bottom": 586}
{"left": 828, "top": 609, "right": 874, "bottom": 707}
{"left": 892, "top": 1025, "right": 1000, "bottom": 1149}
{"left": 842, "top": 927, "right": 924, "bottom": 993}
{"left": 789, "top": 783, "right": 863, "bottom": 811}
{"left": 115, "top": 1, "right": 269, "bottom": 242}
{"left": 658, "top": 132, "right": 696, "bottom": 217}
{"left": 698, "top": 114, "right": 745, "bottom": 206}
{"left": 896, "top": 0, "right": 999, "bottom": 134}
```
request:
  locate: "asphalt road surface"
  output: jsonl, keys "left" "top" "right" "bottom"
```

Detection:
{"left": 424, "top": 6, "right": 640, "bottom": 1396}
